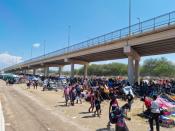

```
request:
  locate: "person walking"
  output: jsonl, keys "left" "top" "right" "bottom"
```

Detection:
{"left": 109, "top": 99, "right": 131, "bottom": 131}
{"left": 69, "top": 85, "right": 76, "bottom": 106}
{"left": 149, "top": 95, "right": 160, "bottom": 131}
{"left": 88, "top": 88, "right": 95, "bottom": 112}
{"left": 94, "top": 92, "right": 101, "bottom": 117}
{"left": 75, "top": 83, "right": 82, "bottom": 104}
{"left": 126, "top": 91, "right": 133, "bottom": 111}
{"left": 64, "top": 85, "right": 70, "bottom": 106}
{"left": 108, "top": 95, "right": 119, "bottom": 129}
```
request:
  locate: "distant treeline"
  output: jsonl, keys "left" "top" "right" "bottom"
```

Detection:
{"left": 51, "top": 57, "right": 175, "bottom": 77}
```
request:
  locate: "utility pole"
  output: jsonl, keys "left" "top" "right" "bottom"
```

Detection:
{"left": 43, "top": 40, "right": 46, "bottom": 56}
{"left": 31, "top": 46, "right": 33, "bottom": 58}
{"left": 129, "top": 0, "right": 131, "bottom": 36}
{"left": 137, "top": 17, "right": 141, "bottom": 32}
{"left": 67, "top": 25, "right": 71, "bottom": 53}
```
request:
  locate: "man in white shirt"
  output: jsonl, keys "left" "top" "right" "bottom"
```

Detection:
{"left": 149, "top": 95, "right": 160, "bottom": 131}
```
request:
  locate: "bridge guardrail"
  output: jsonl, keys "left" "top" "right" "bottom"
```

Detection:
{"left": 4, "top": 11, "right": 175, "bottom": 71}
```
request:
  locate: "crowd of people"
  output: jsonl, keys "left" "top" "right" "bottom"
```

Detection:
{"left": 19, "top": 75, "right": 175, "bottom": 131}
{"left": 26, "top": 79, "right": 39, "bottom": 89}
{"left": 62, "top": 77, "right": 175, "bottom": 131}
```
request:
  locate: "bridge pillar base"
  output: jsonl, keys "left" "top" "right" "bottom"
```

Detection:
{"left": 124, "top": 46, "right": 140, "bottom": 85}
{"left": 134, "top": 59, "right": 140, "bottom": 84}
{"left": 44, "top": 67, "right": 49, "bottom": 77}
{"left": 71, "top": 64, "right": 74, "bottom": 78}
{"left": 22, "top": 70, "right": 27, "bottom": 75}
{"left": 33, "top": 69, "right": 36, "bottom": 75}
{"left": 84, "top": 64, "right": 88, "bottom": 79}
{"left": 58, "top": 66, "right": 63, "bottom": 77}
{"left": 128, "top": 55, "right": 135, "bottom": 85}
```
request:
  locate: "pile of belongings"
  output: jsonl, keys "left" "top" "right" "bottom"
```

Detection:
{"left": 156, "top": 94, "right": 175, "bottom": 128}
{"left": 122, "top": 86, "right": 135, "bottom": 97}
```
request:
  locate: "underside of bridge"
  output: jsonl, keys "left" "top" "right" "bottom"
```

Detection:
{"left": 4, "top": 23, "right": 175, "bottom": 85}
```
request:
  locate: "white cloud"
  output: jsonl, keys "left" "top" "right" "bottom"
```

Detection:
{"left": 0, "top": 52, "right": 22, "bottom": 67}
{"left": 33, "top": 43, "right": 40, "bottom": 48}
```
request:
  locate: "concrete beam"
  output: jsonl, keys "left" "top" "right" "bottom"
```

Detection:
{"left": 64, "top": 58, "right": 89, "bottom": 65}
{"left": 124, "top": 46, "right": 140, "bottom": 60}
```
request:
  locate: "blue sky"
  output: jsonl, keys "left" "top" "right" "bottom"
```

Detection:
{"left": 0, "top": 0, "right": 175, "bottom": 70}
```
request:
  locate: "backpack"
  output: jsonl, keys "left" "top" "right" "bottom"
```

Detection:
{"left": 76, "top": 86, "right": 81, "bottom": 93}
{"left": 109, "top": 108, "right": 121, "bottom": 124}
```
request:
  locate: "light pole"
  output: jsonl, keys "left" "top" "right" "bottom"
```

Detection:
{"left": 31, "top": 46, "right": 33, "bottom": 58}
{"left": 43, "top": 40, "right": 46, "bottom": 56}
{"left": 129, "top": 0, "right": 131, "bottom": 36}
{"left": 65, "top": 26, "right": 71, "bottom": 62}
{"left": 67, "top": 25, "right": 71, "bottom": 53}
{"left": 137, "top": 17, "right": 141, "bottom": 32}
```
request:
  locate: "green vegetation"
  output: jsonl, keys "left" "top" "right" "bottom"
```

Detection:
{"left": 141, "top": 57, "right": 175, "bottom": 77}
{"left": 73, "top": 57, "right": 175, "bottom": 77}
{"left": 75, "top": 63, "right": 127, "bottom": 76}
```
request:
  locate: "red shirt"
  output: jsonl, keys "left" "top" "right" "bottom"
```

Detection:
{"left": 144, "top": 98, "right": 152, "bottom": 109}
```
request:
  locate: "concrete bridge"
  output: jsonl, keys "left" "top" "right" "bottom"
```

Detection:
{"left": 2, "top": 11, "right": 175, "bottom": 84}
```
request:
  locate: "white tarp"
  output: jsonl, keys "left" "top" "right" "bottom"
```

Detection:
{"left": 123, "top": 86, "right": 135, "bottom": 97}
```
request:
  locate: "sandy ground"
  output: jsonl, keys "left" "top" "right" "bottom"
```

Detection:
{"left": 0, "top": 80, "right": 174, "bottom": 131}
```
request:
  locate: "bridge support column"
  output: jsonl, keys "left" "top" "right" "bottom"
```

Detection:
{"left": 71, "top": 63, "right": 74, "bottom": 78}
{"left": 84, "top": 64, "right": 88, "bottom": 79}
{"left": 22, "top": 70, "right": 27, "bottom": 75}
{"left": 134, "top": 59, "right": 140, "bottom": 84}
{"left": 124, "top": 46, "right": 140, "bottom": 85}
{"left": 44, "top": 67, "right": 49, "bottom": 77}
{"left": 33, "top": 69, "right": 36, "bottom": 75}
{"left": 58, "top": 66, "right": 63, "bottom": 77}
{"left": 128, "top": 56, "right": 135, "bottom": 85}
{"left": 26, "top": 69, "right": 29, "bottom": 74}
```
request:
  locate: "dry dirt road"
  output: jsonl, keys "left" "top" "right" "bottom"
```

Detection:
{"left": 0, "top": 80, "right": 174, "bottom": 131}
{"left": 0, "top": 80, "right": 88, "bottom": 131}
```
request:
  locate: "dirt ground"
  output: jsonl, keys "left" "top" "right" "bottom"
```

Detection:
{"left": 0, "top": 80, "right": 174, "bottom": 131}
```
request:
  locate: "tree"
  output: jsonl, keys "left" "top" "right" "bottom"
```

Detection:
{"left": 76, "top": 63, "right": 127, "bottom": 76}
{"left": 141, "top": 57, "right": 175, "bottom": 77}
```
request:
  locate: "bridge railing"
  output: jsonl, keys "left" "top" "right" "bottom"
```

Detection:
{"left": 5, "top": 11, "right": 175, "bottom": 70}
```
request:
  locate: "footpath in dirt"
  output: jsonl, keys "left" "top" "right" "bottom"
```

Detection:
{"left": 0, "top": 80, "right": 174, "bottom": 131}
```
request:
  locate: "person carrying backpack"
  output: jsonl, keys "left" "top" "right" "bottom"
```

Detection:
{"left": 108, "top": 95, "right": 119, "bottom": 129}
{"left": 75, "top": 83, "right": 82, "bottom": 104}
{"left": 109, "top": 96, "right": 131, "bottom": 131}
